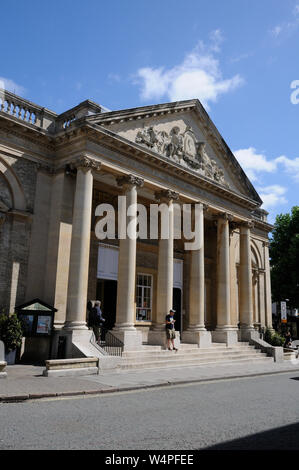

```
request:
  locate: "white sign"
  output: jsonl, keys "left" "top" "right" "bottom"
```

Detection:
{"left": 281, "top": 301, "right": 287, "bottom": 322}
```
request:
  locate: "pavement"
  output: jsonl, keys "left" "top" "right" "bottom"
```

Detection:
{"left": 2, "top": 358, "right": 299, "bottom": 402}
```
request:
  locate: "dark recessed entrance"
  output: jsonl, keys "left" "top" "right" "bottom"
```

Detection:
{"left": 173, "top": 287, "right": 182, "bottom": 334}
{"left": 96, "top": 279, "right": 117, "bottom": 330}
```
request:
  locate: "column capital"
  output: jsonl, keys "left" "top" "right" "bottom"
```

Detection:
{"left": 73, "top": 156, "right": 102, "bottom": 173}
{"left": 216, "top": 212, "right": 234, "bottom": 222}
{"left": 263, "top": 240, "right": 270, "bottom": 248}
{"left": 241, "top": 220, "right": 255, "bottom": 229}
{"left": 155, "top": 189, "right": 180, "bottom": 202}
{"left": 116, "top": 174, "right": 144, "bottom": 188}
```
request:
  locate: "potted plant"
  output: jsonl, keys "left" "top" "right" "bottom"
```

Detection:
{"left": 0, "top": 313, "right": 23, "bottom": 364}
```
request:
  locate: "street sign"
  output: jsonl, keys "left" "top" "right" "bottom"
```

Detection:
{"left": 281, "top": 301, "right": 287, "bottom": 323}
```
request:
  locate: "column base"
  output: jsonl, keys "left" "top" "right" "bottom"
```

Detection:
{"left": 240, "top": 327, "right": 259, "bottom": 342}
{"left": 63, "top": 321, "right": 88, "bottom": 331}
{"left": 212, "top": 328, "right": 238, "bottom": 345}
{"left": 182, "top": 330, "right": 212, "bottom": 348}
{"left": 148, "top": 329, "right": 180, "bottom": 349}
{"left": 112, "top": 328, "right": 143, "bottom": 351}
{"left": 53, "top": 321, "right": 65, "bottom": 330}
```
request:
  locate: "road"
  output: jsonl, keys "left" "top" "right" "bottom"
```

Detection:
{"left": 1, "top": 372, "right": 299, "bottom": 450}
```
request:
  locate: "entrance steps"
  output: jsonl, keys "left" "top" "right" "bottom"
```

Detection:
{"left": 121, "top": 342, "right": 274, "bottom": 370}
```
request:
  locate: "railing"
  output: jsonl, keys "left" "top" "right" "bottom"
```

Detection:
{"left": 97, "top": 327, "right": 124, "bottom": 356}
{"left": 0, "top": 88, "right": 56, "bottom": 131}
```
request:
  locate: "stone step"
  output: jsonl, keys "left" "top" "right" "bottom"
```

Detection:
{"left": 123, "top": 350, "right": 267, "bottom": 361}
{"left": 122, "top": 346, "right": 260, "bottom": 358}
{"left": 121, "top": 356, "right": 273, "bottom": 370}
{"left": 122, "top": 351, "right": 263, "bottom": 363}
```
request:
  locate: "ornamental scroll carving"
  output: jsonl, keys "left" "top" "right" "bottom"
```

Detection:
{"left": 135, "top": 125, "right": 229, "bottom": 188}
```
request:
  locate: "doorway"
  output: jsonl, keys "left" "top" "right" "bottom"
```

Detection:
{"left": 96, "top": 279, "right": 117, "bottom": 330}
{"left": 173, "top": 287, "right": 182, "bottom": 334}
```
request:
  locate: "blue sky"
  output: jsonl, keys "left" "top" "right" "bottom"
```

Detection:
{"left": 1, "top": 0, "right": 298, "bottom": 223}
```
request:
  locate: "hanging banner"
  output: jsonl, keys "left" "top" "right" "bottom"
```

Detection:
{"left": 281, "top": 301, "right": 287, "bottom": 323}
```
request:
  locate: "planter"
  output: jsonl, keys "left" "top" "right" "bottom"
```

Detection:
{"left": 5, "top": 349, "right": 16, "bottom": 365}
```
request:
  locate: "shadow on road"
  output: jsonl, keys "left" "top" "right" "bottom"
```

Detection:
{"left": 203, "top": 422, "right": 299, "bottom": 450}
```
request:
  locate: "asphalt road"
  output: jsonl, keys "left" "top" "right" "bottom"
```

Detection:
{"left": 1, "top": 372, "right": 299, "bottom": 450}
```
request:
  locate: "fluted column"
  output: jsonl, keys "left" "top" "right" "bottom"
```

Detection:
{"left": 212, "top": 213, "right": 238, "bottom": 345}
{"left": 258, "top": 270, "right": 266, "bottom": 328}
{"left": 113, "top": 174, "right": 144, "bottom": 350}
{"left": 239, "top": 221, "right": 255, "bottom": 339}
{"left": 183, "top": 203, "right": 211, "bottom": 347}
{"left": 148, "top": 189, "right": 179, "bottom": 347}
{"left": 64, "top": 157, "right": 101, "bottom": 330}
{"left": 263, "top": 241, "right": 273, "bottom": 330}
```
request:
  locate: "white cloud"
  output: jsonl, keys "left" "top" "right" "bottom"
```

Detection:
{"left": 275, "top": 155, "right": 299, "bottom": 181}
{"left": 233, "top": 147, "right": 277, "bottom": 181}
{"left": 0, "top": 77, "right": 25, "bottom": 96}
{"left": 258, "top": 185, "right": 288, "bottom": 209}
{"left": 108, "top": 73, "right": 121, "bottom": 83}
{"left": 134, "top": 31, "right": 244, "bottom": 109}
{"left": 270, "top": 25, "right": 283, "bottom": 37}
{"left": 269, "top": 5, "right": 299, "bottom": 39}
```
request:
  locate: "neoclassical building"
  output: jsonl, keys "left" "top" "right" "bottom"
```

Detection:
{"left": 0, "top": 89, "right": 273, "bottom": 358}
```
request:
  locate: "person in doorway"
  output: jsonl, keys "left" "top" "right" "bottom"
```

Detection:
{"left": 165, "top": 309, "right": 178, "bottom": 351}
{"left": 91, "top": 300, "right": 105, "bottom": 343}
{"left": 87, "top": 300, "right": 93, "bottom": 328}
{"left": 284, "top": 330, "right": 292, "bottom": 348}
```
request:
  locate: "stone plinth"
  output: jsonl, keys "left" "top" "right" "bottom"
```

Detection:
{"left": 183, "top": 330, "right": 212, "bottom": 348}
{"left": 212, "top": 328, "right": 238, "bottom": 345}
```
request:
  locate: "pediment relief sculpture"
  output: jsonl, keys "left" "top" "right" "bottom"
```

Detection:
{"left": 135, "top": 125, "right": 229, "bottom": 188}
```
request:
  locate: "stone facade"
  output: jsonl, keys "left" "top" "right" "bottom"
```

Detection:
{"left": 0, "top": 89, "right": 273, "bottom": 356}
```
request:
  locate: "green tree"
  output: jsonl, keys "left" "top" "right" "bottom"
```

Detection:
{"left": 270, "top": 206, "right": 299, "bottom": 308}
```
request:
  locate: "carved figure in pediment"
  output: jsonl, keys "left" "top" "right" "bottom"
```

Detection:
{"left": 134, "top": 124, "right": 229, "bottom": 188}
{"left": 156, "top": 130, "right": 169, "bottom": 154}
{"left": 183, "top": 126, "right": 197, "bottom": 159}
{"left": 165, "top": 126, "right": 184, "bottom": 160}
{"left": 135, "top": 126, "right": 158, "bottom": 149}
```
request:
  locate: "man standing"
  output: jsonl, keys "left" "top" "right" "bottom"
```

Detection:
{"left": 92, "top": 300, "right": 105, "bottom": 343}
{"left": 165, "top": 309, "right": 178, "bottom": 351}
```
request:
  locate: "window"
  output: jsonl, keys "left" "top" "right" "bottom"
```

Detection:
{"left": 136, "top": 274, "right": 153, "bottom": 321}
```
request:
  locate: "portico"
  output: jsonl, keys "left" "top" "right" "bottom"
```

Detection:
{"left": 0, "top": 89, "right": 274, "bottom": 361}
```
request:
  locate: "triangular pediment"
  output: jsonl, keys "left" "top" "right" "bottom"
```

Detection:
{"left": 87, "top": 100, "right": 262, "bottom": 204}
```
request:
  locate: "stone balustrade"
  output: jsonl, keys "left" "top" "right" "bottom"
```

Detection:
{"left": 0, "top": 88, "right": 56, "bottom": 131}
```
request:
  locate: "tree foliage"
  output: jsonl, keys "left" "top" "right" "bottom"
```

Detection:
{"left": 270, "top": 206, "right": 299, "bottom": 308}
{"left": 0, "top": 313, "right": 23, "bottom": 352}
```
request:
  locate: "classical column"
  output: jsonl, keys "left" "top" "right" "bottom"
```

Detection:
{"left": 148, "top": 189, "right": 179, "bottom": 347}
{"left": 264, "top": 241, "right": 273, "bottom": 330}
{"left": 64, "top": 157, "right": 101, "bottom": 330}
{"left": 113, "top": 174, "right": 144, "bottom": 350}
{"left": 212, "top": 213, "right": 238, "bottom": 345}
{"left": 258, "top": 270, "right": 266, "bottom": 328}
{"left": 252, "top": 270, "right": 260, "bottom": 328}
{"left": 239, "top": 221, "right": 255, "bottom": 340}
{"left": 183, "top": 203, "right": 211, "bottom": 347}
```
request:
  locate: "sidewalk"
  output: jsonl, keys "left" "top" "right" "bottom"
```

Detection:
{"left": 1, "top": 360, "right": 299, "bottom": 402}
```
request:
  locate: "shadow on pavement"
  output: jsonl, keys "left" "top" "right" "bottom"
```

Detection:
{"left": 203, "top": 422, "right": 299, "bottom": 450}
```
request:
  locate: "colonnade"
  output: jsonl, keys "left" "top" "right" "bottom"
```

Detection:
{"left": 62, "top": 157, "right": 270, "bottom": 350}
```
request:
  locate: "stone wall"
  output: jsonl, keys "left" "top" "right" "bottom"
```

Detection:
{"left": 0, "top": 155, "right": 37, "bottom": 311}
